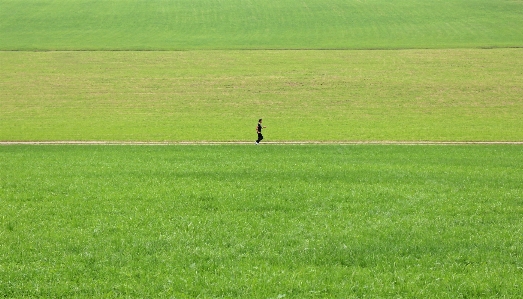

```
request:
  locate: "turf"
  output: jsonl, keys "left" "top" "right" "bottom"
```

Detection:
{"left": 1, "top": 0, "right": 523, "bottom": 50}
{"left": 1, "top": 49, "right": 522, "bottom": 142}
{"left": 1, "top": 144, "right": 522, "bottom": 298}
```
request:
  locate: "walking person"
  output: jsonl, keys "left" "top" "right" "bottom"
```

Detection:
{"left": 255, "top": 119, "right": 266, "bottom": 144}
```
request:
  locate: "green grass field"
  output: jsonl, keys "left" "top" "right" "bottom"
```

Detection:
{"left": 1, "top": 0, "right": 522, "bottom": 142}
{"left": 1, "top": 145, "right": 522, "bottom": 297}
{"left": 1, "top": 49, "right": 522, "bottom": 142}
{"left": 1, "top": 0, "right": 523, "bottom": 50}
{"left": 2, "top": 0, "right": 523, "bottom": 297}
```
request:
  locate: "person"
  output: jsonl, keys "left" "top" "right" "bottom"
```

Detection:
{"left": 255, "top": 119, "right": 266, "bottom": 144}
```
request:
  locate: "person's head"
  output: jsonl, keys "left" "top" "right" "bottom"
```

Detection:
{"left": 258, "top": 118, "right": 263, "bottom": 123}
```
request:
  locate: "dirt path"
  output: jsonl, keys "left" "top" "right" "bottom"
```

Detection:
{"left": 1, "top": 141, "right": 523, "bottom": 145}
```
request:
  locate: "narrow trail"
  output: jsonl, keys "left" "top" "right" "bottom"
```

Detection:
{"left": 1, "top": 141, "right": 522, "bottom": 145}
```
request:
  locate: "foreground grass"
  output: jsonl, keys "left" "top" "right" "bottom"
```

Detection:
{"left": 1, "top": 0, "right": 522, "bottom": 50}
{"left": 1, "top": 49, "right": 523, "bottom": 142}
{"left": 1, "top": 145, "right": 522, "bottom": 297}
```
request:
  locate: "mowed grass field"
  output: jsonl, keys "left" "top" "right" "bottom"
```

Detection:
{"left": 1, "top": 0, "right": 523, "bottom": 50}
{"left": 1, "top": 49, "right": 523, "bottom": 142}
{"left": 2, "top": 0, "right": 523, "bottom": 142}
{"left": 1, "top": 145, "right": 522, "bottom": 297}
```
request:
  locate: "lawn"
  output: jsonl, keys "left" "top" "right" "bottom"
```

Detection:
{"left": 1, "top": 144, "right": 522, "bottom": 297}
{"left": 1, "top": 0, "right": 522, "bottom": 50}
{"left": 1, "top": 49, "right": 522, "bottom": 142}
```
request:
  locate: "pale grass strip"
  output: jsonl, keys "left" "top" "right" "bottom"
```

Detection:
{"left": 1, "top": 141, "right": 522, "bottom": 145}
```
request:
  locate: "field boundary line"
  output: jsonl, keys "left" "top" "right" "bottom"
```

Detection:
{"left": 1, "top": 141, "right": 523, "bottom": 145}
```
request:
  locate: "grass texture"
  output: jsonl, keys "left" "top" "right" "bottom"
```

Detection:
{"left": 1, "top": 0, "right": 523, "bottom": 50}
{"left": 1, "top": 144, "right": 522, "bottom": 297}
{"left": 1, "top": 49, "right": 522, "bottom": 142}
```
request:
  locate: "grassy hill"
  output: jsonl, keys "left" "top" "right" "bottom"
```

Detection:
{"left": 1, "top": 0, "right": 522, "bottom": 50}
{"left": 2, "top": 0, "right": 522, "bottom": 142}
{"left": 1, "top": 49, "right": 522, "bottom": 142}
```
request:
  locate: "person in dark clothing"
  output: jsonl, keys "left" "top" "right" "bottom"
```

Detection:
{"left": 255, "top": 119, "right": 266, "bottom": 144}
